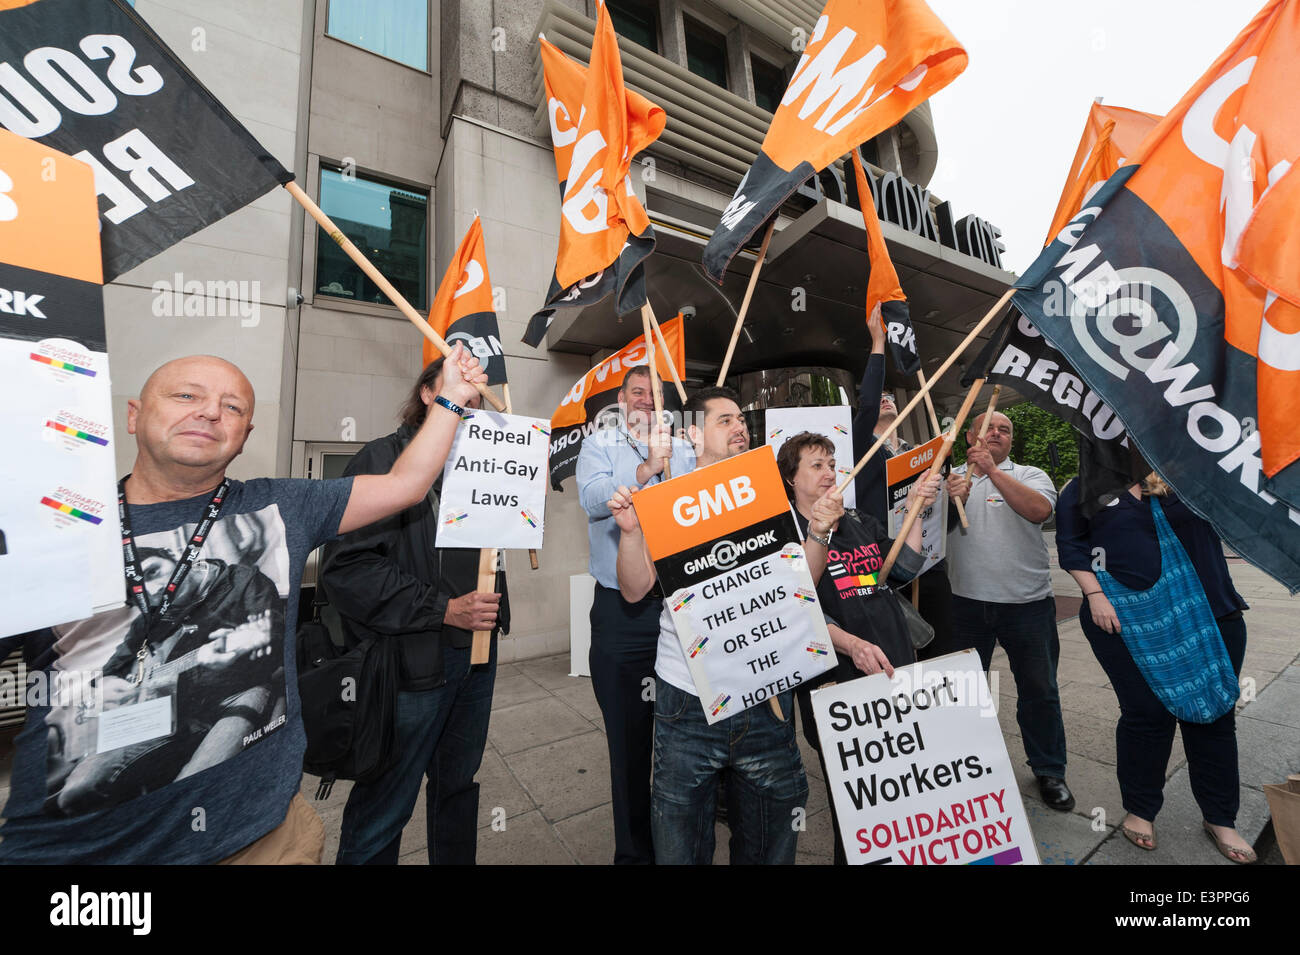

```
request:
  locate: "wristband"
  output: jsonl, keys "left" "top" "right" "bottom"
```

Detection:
{"left": 808, "top": 530, "right": 831, "bottom": 547}
{"left": 1083, "top": 591, "right": 1102, "bottom": 598}
{"left": 433, "top": 394, "right": 464, "bottom": 418}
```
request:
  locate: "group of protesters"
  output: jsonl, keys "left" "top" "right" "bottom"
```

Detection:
{"left": 0, "top": 316, "right": 1255, "bottom": 865}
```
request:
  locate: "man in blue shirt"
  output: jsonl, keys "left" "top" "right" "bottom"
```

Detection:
{"left": 576, "top": 364, "right": 692, "bottom": 864}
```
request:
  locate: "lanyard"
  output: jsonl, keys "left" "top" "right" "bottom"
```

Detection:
{"left": 119, "top": 476, "right": 230, "bottom": 623}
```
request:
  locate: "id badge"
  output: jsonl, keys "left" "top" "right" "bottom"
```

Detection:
{"left": 96, "top": 694, "right": 175, "bottom": 754}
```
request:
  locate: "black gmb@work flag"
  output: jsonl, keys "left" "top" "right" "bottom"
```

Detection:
{"left": 0, "top": 0, "right": 292, "bottom": 282}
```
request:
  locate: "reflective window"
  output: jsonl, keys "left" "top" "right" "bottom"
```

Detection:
{"left": 751, "top": 56, "right": 786, "bottom": 112}
{"left": 327, "top": 0, "right": 428, "bottom": 71}
{"left": 315, "top": 168, "right": 428, "bottom": 309}
{"left": 607, "top": 0, "right": 659, "bottom": 53}
{"left": 685, "top": 18, "right": 728, "bottom": 89}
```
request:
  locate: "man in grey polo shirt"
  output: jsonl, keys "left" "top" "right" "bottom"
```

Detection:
{"left": 577, "top": 364, "right": 693, "bottom": 864}
{"left": 947, "top": 410, "right": 1074, "bottom": 812}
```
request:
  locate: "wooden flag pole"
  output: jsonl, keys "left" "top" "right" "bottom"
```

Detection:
{"left": 954, "top": 384, "right": 1003, "bottom": 530}
{"left": 716, "top": 219, "right": 777, "bottom": 386}
{"left": 647, "top": 308, "right": 688, "bottom": 403}
{"left": 640, "top": 304, "right": 671, "bottom": 480}
{"left": 284, "top": 181, "right": 505, "bottom": 412}
{"left": 470, "top": 548, "right": 497, "bottom": 665}
{"left": 836, "top": 288, "right": 1016, "bottom": 496}
{"left": 919, "top": 366, "right": 970, "bottom": 527}
{"left": 879, "top": 378, "right": 985, "bottom": 581}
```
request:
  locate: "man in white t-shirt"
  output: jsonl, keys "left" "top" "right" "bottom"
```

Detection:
{"left": 608, "top": 386, "right": 830, "bottom": 864}
{"left": 947, "top": 411, "right": 1074, "bottom": 812}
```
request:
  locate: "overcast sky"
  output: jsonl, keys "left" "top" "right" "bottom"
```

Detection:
{"left": 922, "top": 0, "right": 1262, "bottom": 274}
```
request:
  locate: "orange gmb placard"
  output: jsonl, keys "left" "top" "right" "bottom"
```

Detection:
{"left": 634, "top": 446, "right": 790, "bottom": 562}
{"left": 0, "top": 130, "right": 102, "bottom": 284}
{"left": 885, "top": 434, "right": 947, "bottom": 485}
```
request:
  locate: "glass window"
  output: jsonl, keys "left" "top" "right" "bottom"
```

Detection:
{"left": 316, "top": 167, "right": 428, "bottom": 309}
{"left": 327, "top": 0, "right": 428, "bottom": 71}
{"left": 751, "top": 56, "right": 786, "bottom": 112}
{"left": 685, "top": 18, "right": 728, "bottom": 90}
{"left": 606, "top": 0, "right": 659, "bottom": 53}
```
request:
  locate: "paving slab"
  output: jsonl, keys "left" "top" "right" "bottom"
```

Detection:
{"left": 475, "top": 808, "right": 576, "bottom": 865}
{"left": 487, "top": 696, "right": 596, "bottom": 756}
{"left": 550, "top": 678, "right": 604, "bottom": 726}
{"left": 1235, "top": 715, "right": 1300, "bottom": 793}
{"left": 517, "top": 655, "right": 583, "bottom": 691}
{"left": 552, "top": 802, "right": 616, "bottom": 865}
{"left": 1238, "top": 671, "right": 1300, "bottom": 730}
{"left": 475, "top": 744, "right": 536, "bottom": 827}
{"left": 489, "top": 671, "right": 552, "bottom": 711}
{"left": 1022, "top": 799, "right": 1109, "bottom": 864}
{"left": 503, "top": 729, "right": 611, "bottom": 823}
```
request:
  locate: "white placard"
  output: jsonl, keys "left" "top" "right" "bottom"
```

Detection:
{"left": 764, "top": 406, "right": 856, "bottom": 510}
{"left": 436, "top": 410, "right": 549, "bottom": 549}
{"left": 668, "top": 542, "right": 836, "bottom": 724}
{"left": 810, "top": 650, "right": 1039, "bottom": 865}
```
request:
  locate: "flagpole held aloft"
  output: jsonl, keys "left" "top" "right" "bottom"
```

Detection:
{"left": 880, "top": 376, "right": 985, "bottom": 581}
{"left": 836, "top": 288, "right": 1016, "bottom": 496}
{"left": 921, "top": 364, "right": 970, "bottom": 527}
{"left": 648, "top": 307, "right": 688, "bottom": 403}
{"left": 284, "top": 181, "right": 505, "bottom": 412}
{"left": 716, "top": 219, "right": 776, "bottom": 386}
{"left": 641, "top": 304, "right": 671, "bottom": 481}
{"left": 951, "top": 384, "right": 1002, "bottom": 530}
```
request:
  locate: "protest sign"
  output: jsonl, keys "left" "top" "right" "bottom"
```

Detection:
{"left": 764, "top": 406, "right": 856, "bottom": 510}
{"left": 811, "top": 650, "right": 1038, "bottom": 865}
{"left": 0, "top": 132, "right": 122, "bottom": 637}
{"left": 885, "top": 434, "right": 948, "bottom": 573}
{"left": 436, "top": 411, "right": 549, "bottom": 550}
{"left": 633, "top": 447, "right": 835, "bottom": 723}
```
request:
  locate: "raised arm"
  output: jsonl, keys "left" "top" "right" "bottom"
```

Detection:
{"left": 338, "top": 344, "right": 487, "bottom": 535}
{"left": 610, "top": 485, "right": 656, "bottom": 603}
{"left": 851, "top": 309, "right": 888, "bottom": 453}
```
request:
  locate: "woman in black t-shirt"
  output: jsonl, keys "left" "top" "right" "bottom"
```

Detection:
{"left": 777, "top": 431, "right": 939, "bottom": 864}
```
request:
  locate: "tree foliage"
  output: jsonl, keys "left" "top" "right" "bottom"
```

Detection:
{"left": 951, "top": 401, "right": 1079, "bottom": 488}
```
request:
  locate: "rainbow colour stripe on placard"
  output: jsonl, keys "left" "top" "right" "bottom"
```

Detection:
{"left": 688, "top": 636, "right": 708, "bottom": 658}
{"left": 44, "top": 421, "right": 109, "bottom": 446}
{"left": 40, "top": 496, "right": 103, "bottom": 525}
{"left": 30, "top": 353, "right": 96, "bottom": 377}
{"left": 672, "top": 592, "right": 695, "bottom": 612}
{"left": 710, "top": 694, "right": 731, "bottom": 716}
{"left": 520, "top": 509, "right": 538, "bottom": 528}
{"left": 794, "top": 590, "right": 817, "bottom": 603}
{"left": 768, "top": 428, "right": 782, "bottom": 439}
{"left": 806, "top": 645, "right": 828, "bottom": 656}
{"left": 967, "top": 846, "right": 1022, "bottom": 866}
{"left": 833, "top": 425, "right": 849, "bottom": 435}
{"left": 444, "top": 511, "right": 468, "bottom": 525}
{"left": 531, "top": 423, "right": 551, "bottom": 436}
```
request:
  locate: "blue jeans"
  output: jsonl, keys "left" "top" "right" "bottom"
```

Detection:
{"left": 651, "top": 678, "right": 807, "bottom": 865}
{"left": 336, "top": 641, "right": 496, "bottom": 864}
{"left": 953, "top": 595, "right": 1067, "bottom": 779}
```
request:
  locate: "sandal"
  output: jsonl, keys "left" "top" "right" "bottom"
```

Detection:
{"left": 1202, "top": 822, "right": 1256, "bottom": 864}
{"left": 1120, "top": 819, "right": 1156, "bottom": 851}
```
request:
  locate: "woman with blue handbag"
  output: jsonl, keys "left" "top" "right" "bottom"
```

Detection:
{"left": 1056, "top": 471, "right": 1254, "bottom": 863}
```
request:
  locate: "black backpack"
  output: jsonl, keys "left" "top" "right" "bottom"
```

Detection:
{"left": 296, "top": 596, "right": 402, "bottom": 799}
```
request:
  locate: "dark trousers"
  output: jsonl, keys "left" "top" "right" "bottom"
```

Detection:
{"left": 589, "top": 584, "right": 660, "bottom": 864}
{"left": 911, "top": 562, "right": 967, "bottom": 662}
{"left": 336, "top": 641, "right": 497, "bottom": 865}
{"left": 954, "top": 594, "right": 1068, "bottom": 779}
{"left": 1082, "top": 604, "right": 1246, "bottom": 826}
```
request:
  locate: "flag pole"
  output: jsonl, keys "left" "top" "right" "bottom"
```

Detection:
{"left": 918, "top": 366, "right": 969, "bottom": 526}
{"left": 953, "top": 384, "right": 1003, "bottom": 530}
{"left": 470, "top": 548, "right": 498, "bottom": 665}
{"left": 284, "top": 181, "right": 505, "bottom": 412}
{"left": 836, "top": 288, "right": 1016, "bottom": 496}
{"left": 716, "top": 219, "right": 776, "bottom": 386}
{"left": 641, "top": 304, "right": 671, "bottom": 480}
{"left": 880, "top": 377, "right": 985, "bottom": 581}
{"left": 647, "top": 308, "right": 688, "bottom": 403}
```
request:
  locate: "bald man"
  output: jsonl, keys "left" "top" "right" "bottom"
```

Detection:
{"left": 946, "top": 410, "right": 1074, "bottom": 812}
{"left": 0, "top": 347, "right": 487, "bottom": 864}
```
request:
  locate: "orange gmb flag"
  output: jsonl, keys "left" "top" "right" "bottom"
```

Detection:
{"left": 523, "top": 33, "right": 664, "bottom": 347}
{"left": 1013, "top": 0, "right": 1300, "bottom": 592}
{"left": 552, "top": 2, "right": 666, "bottom": 291}
{"left": 1043, "top": 102, "right": 1161, "bottom": 245}
{"left": 850, "top": 150, "right": 918, "bottom": 374}
{"left": 547, "top": 314, "right": 686, "bottom": 490}
{"left": 422, "top": 215, "right": 505, "bottom": 384}
{"left": 703, "top": 0, "right": 966, "bottom": 282}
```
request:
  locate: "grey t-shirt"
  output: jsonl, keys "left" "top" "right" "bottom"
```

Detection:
{"left": 946, "top": 459, "right": 1057, "bottom": 603}
{"left": 0, "top": 477, "right": 352, "bottom": 864}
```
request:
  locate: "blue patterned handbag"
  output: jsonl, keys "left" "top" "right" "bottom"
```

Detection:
{"left": 1094, "top": 497, "right": 1239, "bottom": 723}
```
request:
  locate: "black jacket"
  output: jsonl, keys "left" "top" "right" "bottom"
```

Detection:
{"left": 320, "top": 424, "right": 510, "bottom": 690}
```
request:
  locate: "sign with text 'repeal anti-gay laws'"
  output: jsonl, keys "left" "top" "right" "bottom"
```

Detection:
{"left": 633, "top": 447, "right": 835, "bottom": 724}
{"left": 885, "top": 434, "right": 947, "bottom": 574}
{"left": 436, "top": 410, "right": 549, "bottom": 550}
{"left": 811, "top": 650, "right": 1038, "bottom": 865}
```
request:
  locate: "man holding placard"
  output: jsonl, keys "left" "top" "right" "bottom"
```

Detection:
{"left": 321, "top": 356, "right": 512, "bottom": 865}
{"left": 610, "top": 387, "right": 840, "bottom": 864}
